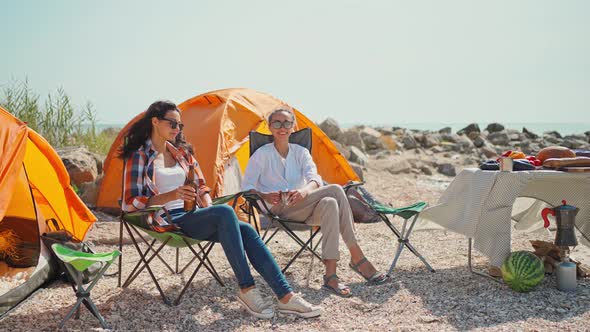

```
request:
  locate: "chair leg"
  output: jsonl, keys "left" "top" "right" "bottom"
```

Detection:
{"left": 277, "top": 221, "right": 322, "bottom": 260}
{"left": 184, "top": 240, "right": 225, "bottom": 286}
{"left": 128, "top": 223, "right": 175, "bottom": 273}
{"left": 177, "top": 242, "right": 219, "bottom": 275}
{"left": 60, "top": 261, "right": 114, "bottom": 329}
{"left": 118, "top": 216, "right": 124, "bottom": 287}
{"left": 125, "top": 238, "right": 158, "bottom": 283}
{"left": 60, "top": 295, "right": 109, "bottom": 329}
{"left": 173, "top": 241, "right": 224, "bottom": 305}
{"left": 468, "top": 238, "right": 503, "bottom": 283}
{"left": 121, "top": 222, "right": 175, "bottom": 281}
{"left": 198, "top": 242, "right": 224, "bottom": 285}
{"left": 383, "top": 214, "right": 435, "bottom": 276}
{"left": 122, "top": 222, "right": 171, "bottom": 304}
{"left": 281, "top": 227, "right": 322, "bottom": 273}
{"left": 59, "top": 298, "right": 84, "bottom": 328}
{"left": 263, "top": 227, "right": 280, "bottom": 245}
{"left": 179, "top": 253, "right": 198, "bottom": 274}
{"left": 84, "top": 297, "right": 109, "bottom": 329}
{"left": 313, "top": 234, "right": 322, "bottom": 252}
{"left": 123, "top": 238, "right": 169, "bottom": 287}
{"left": 176, "top": 248, "right": 180, "bottom": 274}
{"left": 387, "top": 216, "right": 408, "bottom": 275}
{"left": 75, "top": 301, "right": 81, "bottom": 320}
{"left": 249, "top": 204, "right": 262, "bottom": 236}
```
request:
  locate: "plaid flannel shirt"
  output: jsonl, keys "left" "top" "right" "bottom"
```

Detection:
{"left": 122, "top": 139, "right": 210, "bottom": 225}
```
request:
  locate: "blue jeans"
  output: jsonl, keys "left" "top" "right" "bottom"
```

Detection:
{"left": 168, "top": 205, "right": 292, "bottom": 299}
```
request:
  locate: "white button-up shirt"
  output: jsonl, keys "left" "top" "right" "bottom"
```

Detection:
{"left": 242, "top": 143, "right": 322, "bottom": 193}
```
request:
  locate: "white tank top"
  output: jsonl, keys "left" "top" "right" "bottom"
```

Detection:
{"left": 154, "top": 162, "right": 185, "bottom": 211}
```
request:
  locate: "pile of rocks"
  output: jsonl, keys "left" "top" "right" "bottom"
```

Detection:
{"left": 319, "top": 119, "right": 590, "bottom": 178}
{"left": 56, "top": 146, "right": 104, "bottom": 208}
{"left": 55, "top": 121, "right": 590, "bottom": 206}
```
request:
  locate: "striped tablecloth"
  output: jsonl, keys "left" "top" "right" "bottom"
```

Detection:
{"left": 419, "top": 168, "right": 590, "bottom": 267}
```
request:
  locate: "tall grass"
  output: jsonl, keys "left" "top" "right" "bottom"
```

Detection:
{"left": 1, "top": 79, "right": 118, "bottom": 155}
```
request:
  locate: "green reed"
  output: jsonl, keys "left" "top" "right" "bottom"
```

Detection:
{"left": 1, "top": 78, "right": 118, "bottom": 155}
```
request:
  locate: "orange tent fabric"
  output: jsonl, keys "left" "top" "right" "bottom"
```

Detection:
{"left": 0, "top": 106, "right": 96, "bottom": 241}
{"left": 96, "top": 88, "right": 359, "bottom": 212}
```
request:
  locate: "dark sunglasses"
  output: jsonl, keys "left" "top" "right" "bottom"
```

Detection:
{"left": 270, "top": 120, "right": 294, "bottom": 129}
{"left": 160, "top": 118, "right": 184, "bottom": 130}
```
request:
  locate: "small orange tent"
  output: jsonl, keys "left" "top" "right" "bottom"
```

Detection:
{"left": 0, "top": 106, "right": 96, "bottom": 314}
{"left": 96, "top": 88, "right": 359, "bottom": 212}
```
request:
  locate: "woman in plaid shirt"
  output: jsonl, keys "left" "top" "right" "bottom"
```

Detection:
{"left": 119, "top": 100, "right": 321, "bottom": 319}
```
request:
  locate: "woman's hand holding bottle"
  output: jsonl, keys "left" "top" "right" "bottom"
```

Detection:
{"left": 175, "top": 185, "right": 198, "bottom": 201}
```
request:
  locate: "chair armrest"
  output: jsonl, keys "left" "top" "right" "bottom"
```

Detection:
{"left": 124, "top": 205, "right": 164, "bottom": 217}
{"left": 122, "top": 205, "right": 180, "bottom": 232}
{"left": 242, "top": 191, "right": 276, "bottom": 216}
{"left": 212, "top": 192, "right": 244, "bottom": 205}
{"left": 242, "top": 191, "right": 261, "bottom": 201}
{"left": 343, "top": 181, "right": 365, "bottom": 192}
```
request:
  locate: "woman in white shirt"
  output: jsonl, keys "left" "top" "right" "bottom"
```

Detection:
{"left": 242, "top": 107, "right": 388, "bottom": 297}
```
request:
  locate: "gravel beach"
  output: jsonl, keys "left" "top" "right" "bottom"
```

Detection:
{"left": 1, "top": 165, "right": 589, "bottom": 331}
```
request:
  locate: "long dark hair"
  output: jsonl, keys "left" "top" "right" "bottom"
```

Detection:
{"left": 119, "top": 100, "right": 193, "bottom": 159}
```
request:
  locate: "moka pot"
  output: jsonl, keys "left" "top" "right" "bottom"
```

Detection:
{"left": 541, "top": 200, "right": 579, "bottom": 247}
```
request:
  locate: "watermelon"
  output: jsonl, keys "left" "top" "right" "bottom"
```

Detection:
{"left": 501, "top": 251, "right": 544, "bottom": 292}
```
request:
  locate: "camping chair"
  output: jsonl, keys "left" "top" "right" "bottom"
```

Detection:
{"left": 117, "top": 170, "right": 236, "bottom": 306}
{"left": 51, "top": 243, "right": 120, "bottom": 329}
{"left": 243, "top": 128, "right": 322, "bottom": 273}
{"left": 344, "top": 184, "right": 435, "bottom": 275}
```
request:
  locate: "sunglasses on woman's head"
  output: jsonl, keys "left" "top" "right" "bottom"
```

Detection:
{"left": 160, "top": 118, "right": 184, "bottom": 130}
{"left": 270, "top": 120, "right": 294, "bottom": 129}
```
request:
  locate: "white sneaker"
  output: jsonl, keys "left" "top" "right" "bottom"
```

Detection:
{"left": 237, "top": 288, "right": 275, "bottom": 319}
{"left": 278, "top": 294, "right": 323, "bottom": 318}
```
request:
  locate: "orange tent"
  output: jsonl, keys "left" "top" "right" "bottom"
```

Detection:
{"left": 0, "top": 106, "right": 96, "bottom": 314}
{"left": 96, "top": 88, "right": 359, "bottom": 212}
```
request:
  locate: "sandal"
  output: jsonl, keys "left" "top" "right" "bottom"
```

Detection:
{"left": 349, "top": 257, "right": 388, "bottom": 285}
{"left": 322, "top": 274, "right": 352, "bottom": 298}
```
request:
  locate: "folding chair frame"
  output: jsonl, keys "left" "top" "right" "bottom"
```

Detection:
{"left": 345, "top": 182, "right": 435, "bottom": 276}
{"left": 59, "top": 256, "right": 116, "bottom": 329}
{"left": 243, "top": 192, "right": 322, "bottom": 273}
{"left": 118, "top": 214, "right": 225, "bottom": 305}
{"left": 378, "top": 212, "right": 435, "bottom": 275}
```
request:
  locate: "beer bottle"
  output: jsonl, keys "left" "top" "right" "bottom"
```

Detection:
{"left": 184, "top": 165, "right": 197, "bottom": 211}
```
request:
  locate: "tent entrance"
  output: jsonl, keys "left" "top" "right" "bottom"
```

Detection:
{"left": 0, "top": 163, "right": 45, "bottom": 314}
{"left": 0, "top": 164, "right": 40, "bottom": 270}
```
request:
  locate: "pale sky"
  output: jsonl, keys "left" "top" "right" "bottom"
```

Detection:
{"left": 1, "top": 0, "right": 589, "bottom": 126}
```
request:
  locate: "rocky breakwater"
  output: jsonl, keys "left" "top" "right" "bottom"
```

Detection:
{"left": 54, "top": 122, "right": 590, "bottom": 206}
{"left": 319, "top": 119, "right": 590, "bottom": 179}
{"left": 56, "top": 146, "right": 104, "bottom": 208}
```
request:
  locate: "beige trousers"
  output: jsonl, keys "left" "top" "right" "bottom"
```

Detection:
{"left": 270, "top": 184, "right": 357, "bottom": 260}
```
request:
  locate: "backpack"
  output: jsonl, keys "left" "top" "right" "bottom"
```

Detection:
{"left": 346, "top": 187, "right": 381, "bottom": 223}
{"left": 41, "top": 219, "right": 103, "bottom": 284}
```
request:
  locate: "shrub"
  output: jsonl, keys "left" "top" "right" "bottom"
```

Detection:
{"left": 1, "top": 78, "right": 118, "bottom": 155}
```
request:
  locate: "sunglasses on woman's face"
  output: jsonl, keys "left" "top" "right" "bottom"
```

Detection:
{"left": 270, "top": 120, "right": 294, "bottom": 129}
{"left": 160, "top": 118, "right": 184, "bottom": 130}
